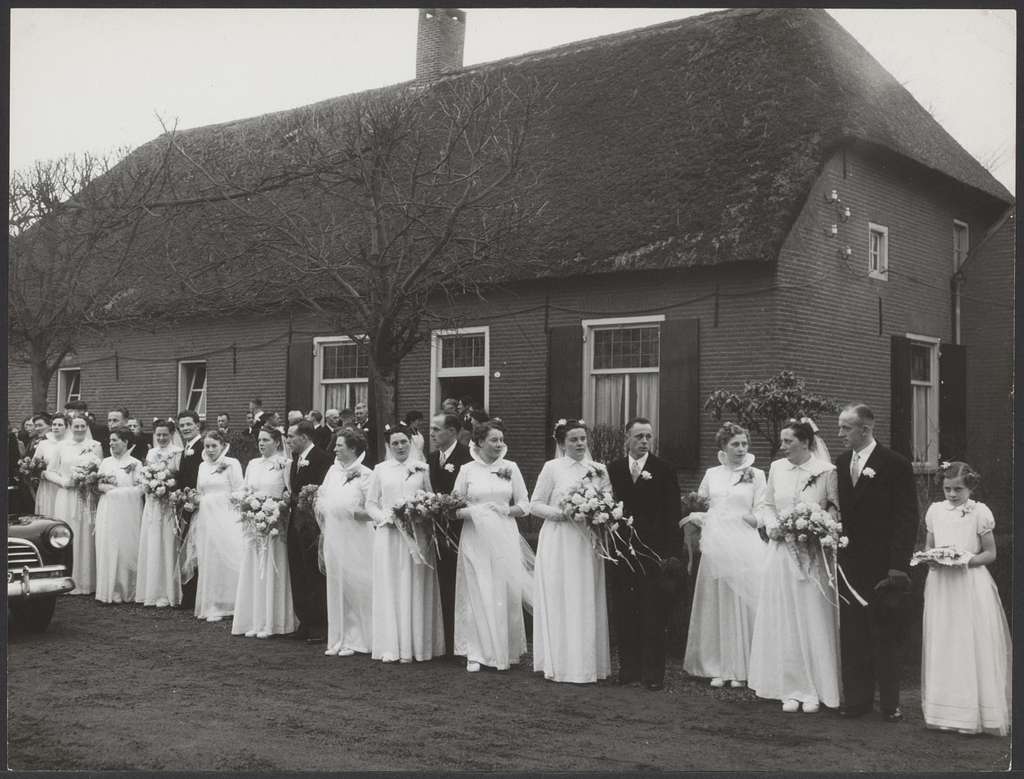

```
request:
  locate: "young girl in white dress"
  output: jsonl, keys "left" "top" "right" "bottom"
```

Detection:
{"left": 530, "top": 420, "right": 611, "bottom": 684}
{"left": 185, "top": 431, "right": 245, "bottom": 622}
{"left": 49, "top": 416, "right": 103, "bottom": 595}
{"left": 920, "top": 461, "right": 1011, "bottom": 736}
{"left": 136, "top": 420, "right": 184, "bottom": 607}
{"left": 94, "top": 427, "right": 145, "bottom": 604}
{"left": 451, "top": 420, "right": 533, "bottom": 672}
{"left": 682, "top": 422, "right": 768, "bottom": 688}
{"left": 366, "top": 422, "right": 445, "bottom": 663}
{"left": 232, "top": 427, "right": 298, "bottom": 638}
{"left": 748, "top": 419, "right": 840, "bottom": 713}
{"left": 34, "top": 413, "right": 67, "bottom": 518}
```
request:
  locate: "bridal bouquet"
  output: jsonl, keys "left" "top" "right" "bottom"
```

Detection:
{"left": 232, "top": 486, "right": 290, "bottom": 544}
{"left": 391, "top": 490, "right": 467, "bottom": 564}
{"left": 141, "top": 461, "right": 178, "bottom": 502}
{"left": 769, "top": 502, "right": 848, "bottom": 601}
{"left": 680, "top": 491, "right": 710, "bottom": 519}
{"left": 911, "top": 546, "right": 971, "bottom": 567}
{"left": 18, "top": 455, "right": 46, "bottom": 483}
{"left": 296, "top": 484, "right": 320, "bottom": 515}
{"left": 167, "top": 487, "right": 200, "bottom": 538}
{"left": 559, "top": 477, "right": 652, "bottom": 571}
{"left": 72, "top": 461, "right": 108, "bottom": 496}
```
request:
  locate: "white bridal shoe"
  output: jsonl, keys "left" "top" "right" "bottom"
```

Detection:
{"left": 244, "top": 630, "right": 257, "bottom": 638}
{"left": 324, "top": 644, "right": 340, "bottom": 656}
{"left": 467, "top": 661, "right": 482, "bottom": 673}
{"left": 710, "top": 677, "right": 726, "bottom": 688}
{"left": 802, "top": 700, "right": 820, "bottom": 714}
{"left": 730, "top": 680, "right": 745, "bottom": 688}
{"left": 782, "top": 699, "right": 800, "bottom": 713}
{"left": 256, "top": 632, "right": 270, "bottom": 639}
{"left": 337, "top": 649, "right": 355, "bottom": 657}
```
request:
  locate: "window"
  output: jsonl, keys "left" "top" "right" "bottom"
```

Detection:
{"left": 868, "top": 222, "right": 888, "bottom": 279}
{"left": 178, "top": 361, "right": 207, "bottom": 419}
{"left": 583, "top": 315, "right": 663, "bottom": 437}
{"left": 953, "top": 219, "right": 969, "bottom": 270}
{"left": 57, "top": 368, "right": 81, "bottom": 405}
{"left": 430, "top": 327, "right": 489, "bottom": 414}
{"left": 313, "top": 337, "right": 369, "bottom": 412}
{"left": 908, "top": 335, "right": 939, "bottom": 467}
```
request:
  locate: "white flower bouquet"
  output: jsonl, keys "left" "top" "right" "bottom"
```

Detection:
{"left": 391, "top": 490, "right": 467, "bottom": 564}
{"left": 232, "top": 486, "right": 289, "bottom": 543}
{"left": 911, "top": 545, "right": 970, "bottom": 567}
{"left": 769, "top": 502, "right": 847, "bottom": 601}
{"left": 558, "top": 475, "right": 652, "bottom": 570}
{"left": 141, "top": 460, "right": 178, "bottom": 502}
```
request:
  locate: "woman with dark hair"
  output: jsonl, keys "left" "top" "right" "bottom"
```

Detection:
{"left": 94, "top": 426, "right": 145, "bottom": 604}
{"left": 530, "top": 419, "right": 612, "bottom": 684}
{"left": 318, "top": 427, "right": 375, "bottom": 657}
{"left": 683, "top": 422, "right": 768, "bottom": 688}
{"left": 184, "top": 430, "right": 244, "bottom": 622}
{"left": 450, "top": 419, "right": 532, "bottom": 672}
{"left": 232, "top": 426, "right": 297, "bottom": 639}
{"left": 748, "top": 419, "right": 840, "bottom": 713}
{"left": 136, "top": 419, "right": 184, "bottom": 607}
{"left": 35, "top": 413, "right": 68, "bottom": 517}
{"left": 366, "top": 422, "right": 444, "bottom": 663}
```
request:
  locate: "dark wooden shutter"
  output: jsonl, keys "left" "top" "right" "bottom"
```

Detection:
{"left": 890, "top": 335, "right": 912, "bottom": 458}
{"left": 939, "top": 342, "right": 967, "bottom": 462}
{"left": 658, "top": 318, "right": 700, "bottom": 469}
{"left": 286, "top": 336, "right": 314, "bottom": 413}
{"left": 547, "top": 325, "right": 583, "bottom": 458}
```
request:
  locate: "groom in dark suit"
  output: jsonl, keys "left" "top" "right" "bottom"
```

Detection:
{"left": 176, "top": 410, "right": 205, "bottom": 610}
{"left": 287, "top": 420, "right": 332, "bottom": 642}
{"left": 835, "top": 403, "right": 918, "bottom": 722}
{"left": 426, "top": 412, "right": 474, "bottom": 659}
{"left": 608, "top": 417, "right": 683, "bottom": 691}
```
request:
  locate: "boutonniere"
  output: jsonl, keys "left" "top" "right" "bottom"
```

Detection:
{"left": 802, "top": 472, "right": 821, "bottom": 491}
{"left": 211, "top": 461, "right": 229, "bottom": 475}
{"left": 344, "top": 469, "right": 361, "bottom": 485}
{"left": 444, "top": 462, "right": 455, "bottom": 473}
{"left": 960, "top": 500, "right": 975, "bottom": 518}
{"left": 297, "top": 458, "right": 309, "bottom": 469}
{"left": 639, "top": 470, "right": 653, "bottom": 481}
{"left": 267, "top": 459, "right": 288, "bottom": 472}
{"left": 493, "top": 466, "right": 513, "bottom": 481}
{"left": 585, "top": 463, "right": 606, "bottom": 480}
{"left": 121, "top": 462, "right": 137, "bottom": 475}
{"left": 861, "top": 466, "right": 876, "bottom": 480}
{"left": 734, "top": 468, "right": 755, "bottom": 485}
{"left": 405, "top": 462, "right": 427, "bottom": 480}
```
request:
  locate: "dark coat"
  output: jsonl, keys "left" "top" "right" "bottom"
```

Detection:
{"left": 608, "top": 453, "right": 682, "bottom": 563}
{"left": 177, "top": 437, "right": 205, "bottom": 490}
{"left": 836, "top": 443, "right": 918, "bottom": 600}
{"left": 312, "top": 424, "right": 333, "bottom": 453}
{"left": 427, "top": 442, "right": 473, "bottom": 495}
{"left": 288, "top": 445, "right": 332, "bottom": 505}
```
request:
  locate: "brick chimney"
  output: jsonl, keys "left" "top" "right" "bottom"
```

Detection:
{"left": 416, "top": 8, "right": 466, "bottom": 80}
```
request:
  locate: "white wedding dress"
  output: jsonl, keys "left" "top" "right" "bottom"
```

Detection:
{"left": 318, "top": 458, "right": 375, "bottom": 654}
{"left": 94, "top": 454, "right": 144, "bottom": 603}
{"left": 135, "top": 446, "right": 183, "bottom": 607}
{"left": 187, "top": 454, "right": 245, "bottom": 620}
{"left": 366, "top": 458, "right": 445, "bottom": 662}
{"left": 747, "top": 456, "right": 841, "bottom": 708}
{"left": 34, "top": 435, "right": 64, "bottom": 518}
{"left": 451, "top": 456, "right": 532, "bottom": 670}
{"left": 50, "top": 438, "right": 103, "bottom": 595}
{"left": 530, "top": 456, "right": 611, "bottom": 684}
{"left": 683, "top": 452, "right": 768, "bottom": 682}
{"left": 232, "top": 456, "right": 298, "bottom": 637}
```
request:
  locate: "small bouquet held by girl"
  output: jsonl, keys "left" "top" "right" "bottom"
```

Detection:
{"left": 768, "top": 501, "right": 848, "bottom": 603}
{"left": 391, "top": 490, "right": 467, "bottom": 565}
{"left": 559, "top": 472, "right": 654, "bottom": 571}
{"left": 911, "top": 545, "right": 972, "bottom": 567}
{"left": 231, "top": 486, "right": 290, "bottom": 576}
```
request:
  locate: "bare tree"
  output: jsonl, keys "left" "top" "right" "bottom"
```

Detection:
{"left": 8, "top": 148, "right": 172, "bottom": 411}
{"left": 152, "top": 71, "right": 550, "bottom": 451}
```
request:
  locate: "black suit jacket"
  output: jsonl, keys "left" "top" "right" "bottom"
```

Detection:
{"left": 128, "top": 440, "right": 150, "bottom": 464}
{"left": 312, "top": 424, "right": 333, "bottom": 453}
{"left": 289, "top": 445, "right": 332, "bottom": 506}
{"left": 836, "top": 443, "right": 918, "bottom": 599}
{"left": 177, "top": 437, "right": 205, "bottom": 491}
{"left": 427, "top": 442, "right": 473, "bottom": 495}
{"left": 608, "top": 453, "right": 682, "bottom": 563}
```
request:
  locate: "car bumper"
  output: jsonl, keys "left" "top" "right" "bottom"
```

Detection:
{"left": 7, "top": 565, "right": 76, "bottom": 599}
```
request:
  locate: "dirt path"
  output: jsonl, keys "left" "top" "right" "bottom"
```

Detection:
{"left": 7, "top": 597, "right": 1010, "bottom": 771}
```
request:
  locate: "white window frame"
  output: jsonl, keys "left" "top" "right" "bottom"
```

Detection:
{"left": 57, "top": 367, "right": 81, "bottom": 405}
{"left": 429, "top": 326, "right": 490, "bottom": 416}
{"left": 906, "top": 333, "right": 940, "bottom": 469}
{"left": 581, "top": 314, "right": 665, "bottom": 436}
{"left": 953, "top": 219, "right": 970, "bottom": 271}
{"left": 177, "top": 360, "right": 208, "bottom": 421}
{"left": 868, "top": 222, "right": 889, "bottom": 280}
{"left": 313, "top": 336, "right": 369, "bottom": 413}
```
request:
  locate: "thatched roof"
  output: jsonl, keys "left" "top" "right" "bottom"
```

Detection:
{"left": 127, "top": 7, "right": 1012, "bottom": 287}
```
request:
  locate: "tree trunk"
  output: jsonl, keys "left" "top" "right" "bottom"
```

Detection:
{"left": 29, "top": 351, "right": 55, "bottom": 415}
{"left": 369, "top": 360, "right": 398, "bottom": 458}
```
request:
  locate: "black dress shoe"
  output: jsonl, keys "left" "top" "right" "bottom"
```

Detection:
{"left": 838, "top": 704, "right": 872, "bottom": 718}
{"left": 285, "top": 628, "right": 310, "bottom": 640}
{"left": 882, "top": 707, "right": 904, "bottom": 723}
{"left": 617, "top": 674, "right": 641, "bottom": 686}
{"left": 644, "top": 680, "right": 665, "bottom": 691}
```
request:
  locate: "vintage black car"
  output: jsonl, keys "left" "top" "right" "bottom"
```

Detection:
{"left": 8, "top": 487, "right": 76, "bottom": 631}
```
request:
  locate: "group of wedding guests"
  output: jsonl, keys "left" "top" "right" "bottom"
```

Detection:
{"left": 16, "top": 399, "right": 1010, "bottom": 736}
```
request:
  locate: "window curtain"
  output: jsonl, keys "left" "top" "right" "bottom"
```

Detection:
{"left": 632, "top": 373, "right": 659, "bottom": 436}
{"left": 593, "top": 375, "right": 624, "bottom": 428}
{"left": 323, "top": 382, "right": 369, "bottom": 412}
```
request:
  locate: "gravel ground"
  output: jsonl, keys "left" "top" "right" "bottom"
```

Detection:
{"left": 7, "top": 596, "right": 1011, "bottom": 772}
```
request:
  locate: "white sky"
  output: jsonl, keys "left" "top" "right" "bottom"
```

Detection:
{"left": 10, "top": 8, "right": 1016, "bottom": 193}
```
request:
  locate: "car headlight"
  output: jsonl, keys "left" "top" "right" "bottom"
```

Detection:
{"left": 47, "top": 525, "right": 72, "bottom": 549}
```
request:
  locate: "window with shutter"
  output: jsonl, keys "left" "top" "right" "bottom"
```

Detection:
{"left": 892, "top": 334, "right": 941, "bottom": 467}
{"left": 312, "top": 336, "right": 366, "bottom": 412}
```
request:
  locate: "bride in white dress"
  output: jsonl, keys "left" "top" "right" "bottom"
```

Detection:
{"left": 683, "top": 422, "right": 768, "bottom": 687}
{"left": 530, "top": 420, "right": 611, "bottom": 684}
{"left": 232, "top": 427, "right": 297, "bottom": 638}
{"left": 34, "top": 413, "right": 67, "bottom": 518}
{"left": 135, "top": 420, "right": 184, "bottom": 607}
{"left": 94, "top": 427, "right": 145, "bottom": 604}
{"left": 366, "top": 422, "right": 445, "bottom": 663}
{"left": 451, "top": 420, "right": 533, "bottom": 672}
{"left": 184, "top": 431, "right": 245, "bottom": 622}
{"left": 318, "top": 427, "right": 375, "bottom": 657}
{"left": 748, "top": 419, "right": 841, "bottom": 713}
{"left": 49, "top": 416, "right": 103, "bottom": 595}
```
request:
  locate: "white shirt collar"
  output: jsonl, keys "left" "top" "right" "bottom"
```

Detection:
{"left": 440, "top": 441, "right": 458, "bottom": 461}
{"left": 853, "top": 439, "right": 877, "bottom": 462}
{"left": 299, "top": 444, "right": 315, "bottom": 461}
{"left": 629, "top": 452, "right": 649, "bottom": 471}
{"left": 186, "top": 435, "right": 201, "bottom": 448}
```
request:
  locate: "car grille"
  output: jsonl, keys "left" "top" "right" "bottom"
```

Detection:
{"left": 8, "top": 538, "right": 43, "bottom": 571}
